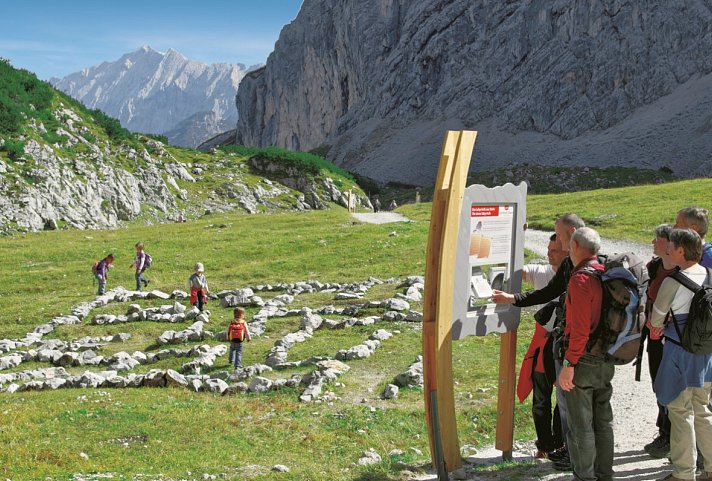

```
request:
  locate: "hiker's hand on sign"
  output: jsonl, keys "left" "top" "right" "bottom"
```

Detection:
{"left": 490, "top": 290, "right": 515, "bottom": 304}
{"left": 559, "top": 366, "right": 575, "bottom": 392}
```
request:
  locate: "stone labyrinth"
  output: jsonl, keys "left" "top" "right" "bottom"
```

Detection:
{"left": 0, "top": 277, "right": 425, "bottom": 402}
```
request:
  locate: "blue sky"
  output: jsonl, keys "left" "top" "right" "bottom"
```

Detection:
{"left": 0, "top": 0, "right": 303, "bottom": 80}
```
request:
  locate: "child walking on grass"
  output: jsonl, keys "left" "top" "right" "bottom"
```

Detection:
{"left": 188, "top": 263, "right": 210, "bottom": 311}
{"left": 94, "top": 254, "right": 115, "bottom": 295}
{"left": 228, "top": 307, "right": 251, "bottom": 370}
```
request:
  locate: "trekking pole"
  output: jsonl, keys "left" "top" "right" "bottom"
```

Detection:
{"left": 635, "top": 326, "right": 648, "bottom": 382}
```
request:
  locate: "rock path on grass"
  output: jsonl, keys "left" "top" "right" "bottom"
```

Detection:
{"left": 0, "top": 278, "right": 426, "bottom": 403}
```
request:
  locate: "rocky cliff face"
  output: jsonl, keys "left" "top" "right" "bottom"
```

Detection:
{"left": 234, "top": 0, "right": 712, "bottom": 184}
{"left": 51, "top": 46, "right": 248, "bottom": 148}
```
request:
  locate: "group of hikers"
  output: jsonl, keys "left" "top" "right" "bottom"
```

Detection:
{"left": 492, "top": 207, "right": 712, "bottom": 481}
{"left": 92, "top": 243, "right": 251, "bottom": 370}
{"left": 371, "top": 197, "right": 398, "bottom": 212}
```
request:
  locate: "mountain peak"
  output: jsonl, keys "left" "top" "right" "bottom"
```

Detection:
{"left": 50, "top": 47, "right": 250, "bottom": 147}
{"left": 164, "top": 48, "right": 185, "bottom": 59}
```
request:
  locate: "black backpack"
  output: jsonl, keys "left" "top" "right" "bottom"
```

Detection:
{"left": 669, "top": 267, "right": 712, "bottom": 355}
{"left": 580, "top": 253, "right": 649, "bottom": 364}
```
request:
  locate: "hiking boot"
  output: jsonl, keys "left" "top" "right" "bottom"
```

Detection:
{"left": 533, "top": 449, "right": 548, "bottom": 459}
{"left": 547, "top": 446, "right": 568, "bottom": 462}
{"left": 144, "top": 279, "right": 150, "bottom": 287}
{"left": 644, "top": 434, "right": 670, "bottom": 459}
{"left": 552, "top": 455, "right": 572, "bottom": 471}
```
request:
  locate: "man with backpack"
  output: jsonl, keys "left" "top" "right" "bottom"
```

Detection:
{"left": 93, "top": 254, "right": 114, "bottom": 295}
{"left": 558, "top": 227, "right": 615, "bottom": 481}
{"left": 492, "top": 212, "right": 585, "bottom": 470}
{"left": 129, "top": 242, "right": 151, "bottom": 291}
{"left": 673, "top": 206, "right": 712, "bottom": 473}
{"left": 648, "top": 228, "right": 712, "bottom": 481}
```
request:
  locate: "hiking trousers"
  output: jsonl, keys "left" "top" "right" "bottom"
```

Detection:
{"left": 135, "top": 271, "right": 148, "bottom": 291}
{"left": 552, "top": 336, "right": 570, "bottom": 443}
{"left": 96, "top": 274, "right": 106, "bottom": 295}
{"left": 532, "top": 370, "right": 563, "bottom": 452}
{"left": 565, "top": 354, "right": 615, "bottom": 481}
{"left": 230, "top": 341, "right": 244, "bottom": 368}
{"left": 667, "top": 382, "right": 712, "bottom": 479}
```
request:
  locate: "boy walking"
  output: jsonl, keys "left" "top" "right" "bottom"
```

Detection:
{"left": 228, "top": 307, "right": 251, "bottom": 370}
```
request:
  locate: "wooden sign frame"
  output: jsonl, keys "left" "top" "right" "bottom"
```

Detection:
{"left": 423, "top": 132, "right": 526, "bottom": 475}
{"left": 423, "top": 130, "right": 477, "bottom": 477}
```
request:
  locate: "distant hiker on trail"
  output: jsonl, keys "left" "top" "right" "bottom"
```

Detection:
{"left": 373, "top": 198, "right": 381, "bottom": 212}
{"left": 93, "top": 254, "right": 115, "bottom": 295}
{"left": 228, "top": 307, "right": 251, "bottom": 370}
{"left": 130, "top": 242, "right": 151, "bottom": 291}
{"left": 389, "top": 199, "right": 398, "bottom": 211}
{"left": 188, "top": 262, "right": 209, "bottom": 311}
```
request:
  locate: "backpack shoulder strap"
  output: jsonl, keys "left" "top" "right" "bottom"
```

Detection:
{"left": 577, "top": 265, "right": 602, "bottom": 278}
{"left": 670, "top": 269, "right": 705, "bottom": 293}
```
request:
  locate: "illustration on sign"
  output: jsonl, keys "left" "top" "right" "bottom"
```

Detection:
{"left": 467, "top": 204, "right": 515, "bottom": 312}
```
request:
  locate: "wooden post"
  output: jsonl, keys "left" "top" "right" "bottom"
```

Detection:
{"left": 423, "top": 131, "right": 477, "bottom": 477}
{"left": 496, "top": 330, "right": 517, "bottom": 460}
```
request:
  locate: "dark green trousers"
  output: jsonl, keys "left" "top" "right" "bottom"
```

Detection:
{"left": 564, "top": 354, "right": 615, "bottom": 481}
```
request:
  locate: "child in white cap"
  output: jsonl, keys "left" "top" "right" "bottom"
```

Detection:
{"left": 188, "top": 262, "right": 209, "bottom": 311}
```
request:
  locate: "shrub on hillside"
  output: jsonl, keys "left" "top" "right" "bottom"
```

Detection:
{"left": 0, "top": 58, "right": 54, "bottom": 134}
{"left": 89, "top": 108, "right": 133, "bottom": 142}
{"left": 220, "top": 145, "right": 354, "bottom": 181}
{"left": 2, "top": 139, "right": 26, "bottom": 160}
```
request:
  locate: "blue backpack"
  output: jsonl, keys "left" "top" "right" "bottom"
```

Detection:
{"left": 580, "top": 253, "right": 649, "bottom": 364}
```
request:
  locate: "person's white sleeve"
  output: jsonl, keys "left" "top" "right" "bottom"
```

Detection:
{"left": 650, "top": 278, "right": 677, "bottom": 327}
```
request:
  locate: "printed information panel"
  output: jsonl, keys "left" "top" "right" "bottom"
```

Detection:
{"left": 452, "top": 183, "right": 527, "bottom": 339}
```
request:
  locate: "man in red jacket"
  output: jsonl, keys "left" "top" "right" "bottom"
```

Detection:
{"left": 559, "top": 227, "right": 615, "bottom": 481}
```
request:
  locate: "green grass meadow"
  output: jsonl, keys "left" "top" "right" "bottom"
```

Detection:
{"left": 1, "top": 178, "right": 710, "bottom": 480}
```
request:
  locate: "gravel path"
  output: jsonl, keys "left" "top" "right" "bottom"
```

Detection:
{"left": 417, "top": 230, "right": 671, "bottom": 481}
{"left": 351, "top": 212, "right": 411, "bottom": 224}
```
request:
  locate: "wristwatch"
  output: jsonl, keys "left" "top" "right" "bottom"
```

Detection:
{"left": 563, "top": 359, "right": 576, "bottom": 368}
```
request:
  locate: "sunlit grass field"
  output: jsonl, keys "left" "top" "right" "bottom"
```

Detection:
{"left": 1, "top": 178, "right": 709, "bottom": 480}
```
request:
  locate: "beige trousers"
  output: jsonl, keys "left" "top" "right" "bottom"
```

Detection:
{"left": 668, "top": 381, "right": 712, "bottom": 479}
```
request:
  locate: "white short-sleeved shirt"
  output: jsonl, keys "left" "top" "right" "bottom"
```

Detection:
{"left": 523, "top": 263, "right": 556, "bottom": 331}
{"left": 523, "top": 264, "right": 555, "bottom": 291}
